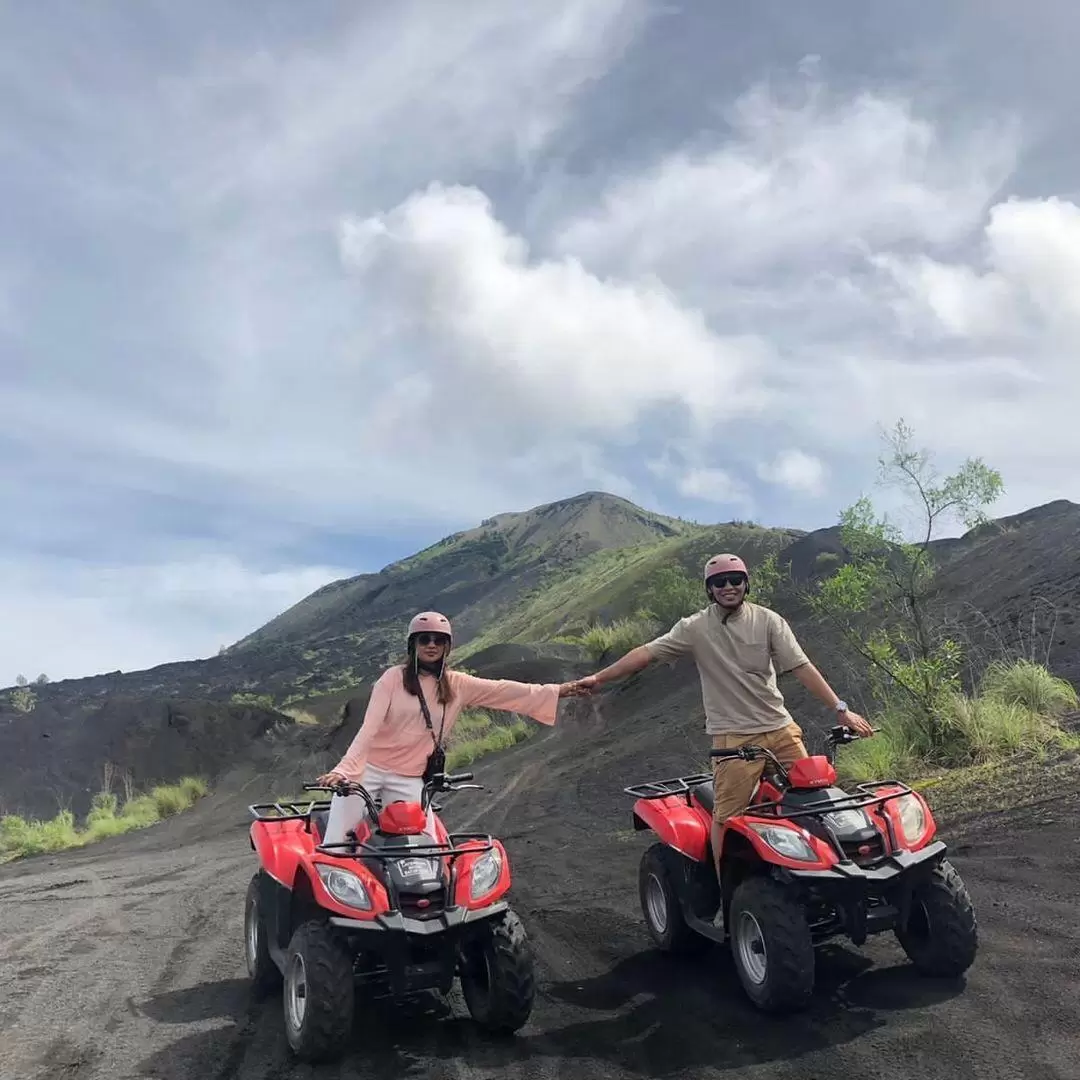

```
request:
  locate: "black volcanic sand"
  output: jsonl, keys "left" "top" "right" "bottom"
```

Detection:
{"left": 2, "top": 669, "right": 1079, "bottom": 1080}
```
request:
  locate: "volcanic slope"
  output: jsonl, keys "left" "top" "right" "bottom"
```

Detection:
{"left": 4, "top": 493, "right": 1079, "bottom": 824}
{"left": 1, "top": 641, "right": 1078, "bottom": 1080}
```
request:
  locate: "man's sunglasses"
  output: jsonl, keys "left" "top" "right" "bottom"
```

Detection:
{"left": 709, "top": 573, "right": 747, "bottom": 589}
{"left": 415, "top": 633, "right": 450, "bottom": 646}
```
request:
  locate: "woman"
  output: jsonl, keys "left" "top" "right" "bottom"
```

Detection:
{"left": 317, "top": 611, "right": 589, "bottom": 845}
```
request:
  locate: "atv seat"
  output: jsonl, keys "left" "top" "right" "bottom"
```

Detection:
{"left": 690, "top": 778, "right": 761, "bottom": 817}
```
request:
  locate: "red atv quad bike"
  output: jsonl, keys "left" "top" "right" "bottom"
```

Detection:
{"left": 625, "top": 724, "right": 978, "bottom": 1012}
{"left": 244, "top": 770, "right": 535, "bottom": 1063}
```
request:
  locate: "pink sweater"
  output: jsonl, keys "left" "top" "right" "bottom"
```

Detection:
{"left": 331, "top": 665, "right": 563, "bottom": 780}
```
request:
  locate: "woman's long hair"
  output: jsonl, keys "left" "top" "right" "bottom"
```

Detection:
{"left": 401, "top": 636, "right": 454, "bottom": 705}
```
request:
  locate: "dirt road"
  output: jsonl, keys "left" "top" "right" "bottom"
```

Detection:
{"left": 2, "top": 699, "right": 1079, "bottom": 1080}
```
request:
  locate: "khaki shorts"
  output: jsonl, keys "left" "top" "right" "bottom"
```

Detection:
{"left": 710, "top": 722, "right": 809, "bottom": 823}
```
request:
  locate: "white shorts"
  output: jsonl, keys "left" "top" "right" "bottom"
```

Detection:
{"left": 323, "top": 762, "right": 434, "bottom": 846}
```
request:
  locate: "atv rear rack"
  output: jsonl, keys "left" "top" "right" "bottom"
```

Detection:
{"left": 623, "top": 773, "right": 713, "bottom": 801}
{"left": 248, "top": 799, "right": 332, "bottom": 821}
{"left": 316, "top": 831, "right": 496, "bottom": 863}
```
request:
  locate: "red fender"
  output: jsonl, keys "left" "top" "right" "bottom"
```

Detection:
{"left": 250, "top": 818, "right": 307, "bottom": 888}
{"left": 632, "top": 795, "right": 710, "bottom": 863}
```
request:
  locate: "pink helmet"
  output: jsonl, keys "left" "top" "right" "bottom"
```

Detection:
{"left": 407, "top": 611, "right": 453, "bottom": 645}
{"left": 703, "top": 553, "right": 748, "bottom": 584}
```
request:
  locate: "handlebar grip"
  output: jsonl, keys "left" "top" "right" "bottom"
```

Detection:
{"left": 709, "top": 748, "right": 745, "bottom": 759}
{"left": 444, "top": 772, "right": 474, "bottom": 784}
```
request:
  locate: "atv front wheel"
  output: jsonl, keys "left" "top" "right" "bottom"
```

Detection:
{"left": 639, "top": 843, "right": 709, "bottom": 955}
{"left": 728, "top": 876, "right": 815, "bottom": 1012}
{"left": 895, "top": 858, "right": 978, "bottom": 977}
{"left": 244, "top": 873, "right": 282, "bottom": 999}
{"left": 459, "top": 909, "right": 535, "bottom": 1033}
{"left": 282, "top": 921, "right": 355, "bottom": 1063}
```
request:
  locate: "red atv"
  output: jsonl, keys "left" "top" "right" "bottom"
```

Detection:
{"left": 244, "top": 770, "right": 535, "bottom": 1063}
{"left": 625, "top": 724, "right": 978, "bottom": 1012}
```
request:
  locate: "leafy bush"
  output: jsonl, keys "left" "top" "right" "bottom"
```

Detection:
{"left": 638, "top": 566, "right": 702, "bottom": 626}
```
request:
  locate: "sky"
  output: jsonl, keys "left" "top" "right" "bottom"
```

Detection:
{"left": 3, "top": 0, "right": 1080, "bottom": 684}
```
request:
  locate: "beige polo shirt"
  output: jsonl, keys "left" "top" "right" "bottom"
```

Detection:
{"left": 644, "top": 601, "right": 810, "bottom": 735}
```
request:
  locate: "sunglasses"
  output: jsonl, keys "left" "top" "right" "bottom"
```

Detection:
{"left": 709, "top": 573, "right": 747, "bottom": 589}
{"left": 415, "top": 633, "right": 449, "bottom": 646}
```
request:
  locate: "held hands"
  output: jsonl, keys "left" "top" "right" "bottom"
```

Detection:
{"left": 558, "top": 679, "right": 596, "bottom": 698}
{"left": 315, "top": 770, "right": 348, "bottom": 787}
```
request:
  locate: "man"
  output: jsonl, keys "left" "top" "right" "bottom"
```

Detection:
{"left": 578, "top": 553, "right": 873, "bottom": 883}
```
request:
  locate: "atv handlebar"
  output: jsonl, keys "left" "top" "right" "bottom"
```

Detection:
{"left": 709, "top": 725, "right": 880, "bottom": 771}
{"left": 302, "top": 770, "right": 483, "bottom": 811}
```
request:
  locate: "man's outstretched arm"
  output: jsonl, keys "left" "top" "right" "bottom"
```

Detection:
{"left": 582, "top": 645, "right": 655, "bottom": 689}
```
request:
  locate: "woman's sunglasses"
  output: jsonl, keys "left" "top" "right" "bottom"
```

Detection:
{"left": 415, "top": 633, "right": 449, "bottom": 646}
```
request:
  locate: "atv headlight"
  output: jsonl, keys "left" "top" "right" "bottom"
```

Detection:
{"left": 469, "top": 849, "right": 502, "bottom": 900}
{"left": 315, "top": 864, "right": 372, "bottom": 911}
{"left": 895, "top": 794, "right": 927, "bottom": 844}
{"left": 748, "top": 823, "right": 818, "bottom": 863}
{"left": 824, "top": 809, "right": 872, "bottom": 833}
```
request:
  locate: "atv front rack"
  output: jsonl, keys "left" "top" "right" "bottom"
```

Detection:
{"left": 316, "top": 831, "right": 496, "bottom": 864}
{"left": 623, "top": 773, "right": 713, "bottom": 801}
{"left": 744, "top": 780, "right": 916, "bottom": 820}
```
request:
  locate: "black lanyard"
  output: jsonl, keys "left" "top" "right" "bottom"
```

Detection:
{"left": 414, "top": 679, "right": 447, "bottom": 751}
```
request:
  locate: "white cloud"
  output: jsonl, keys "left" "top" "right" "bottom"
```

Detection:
{"left": 553, "top": 77, "right": 1018, "bottom": 285}
{"left": 338, "top": 183, "right": 773, "bottom": 444}
{"left": 675, "top": 468, "right": 750, "bottom": 505}
{"left": 0, "top": 555, "right": 352, "bottom": 685}
{"left": 757, "top": 450, "right": 828, "bottom": 497}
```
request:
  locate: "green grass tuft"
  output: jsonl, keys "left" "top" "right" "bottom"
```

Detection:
{"left": 835, "top": 659, "right": 1078, "bottom": 784}
{"left": 978, "top": 658, "right": 1079, "bottom": 717}
{"left": 446, "top": 718, "right": 532, "bottom": 769}
{"left": 0, "top": 776, "right": 211, "bottom": 862}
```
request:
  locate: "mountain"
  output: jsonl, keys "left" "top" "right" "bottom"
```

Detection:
{"left": 2, "top": 490, "right": 1079, "bottom": 821}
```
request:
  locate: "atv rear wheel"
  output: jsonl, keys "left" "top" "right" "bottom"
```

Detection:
{"left": 895, "top": 858, "right": 978, "bottom": 977}
{"left": 639, "top": 843, "right": 708, "bottom": 955}
{"left": 244, "top": 873, "right": 282, "bottom": 999}
{"left": 282, "top": 920, "right": 355, "bottom": 1063}
{"left": 459, "top": 909, "right": 535, "bottom": 1033}
{"left": 728, "top": 875, "right": 815, "bottom": 1012}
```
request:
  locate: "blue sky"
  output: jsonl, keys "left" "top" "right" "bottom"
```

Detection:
{"left": 3, "top": 1, "right": 1080, "bottom": 683}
